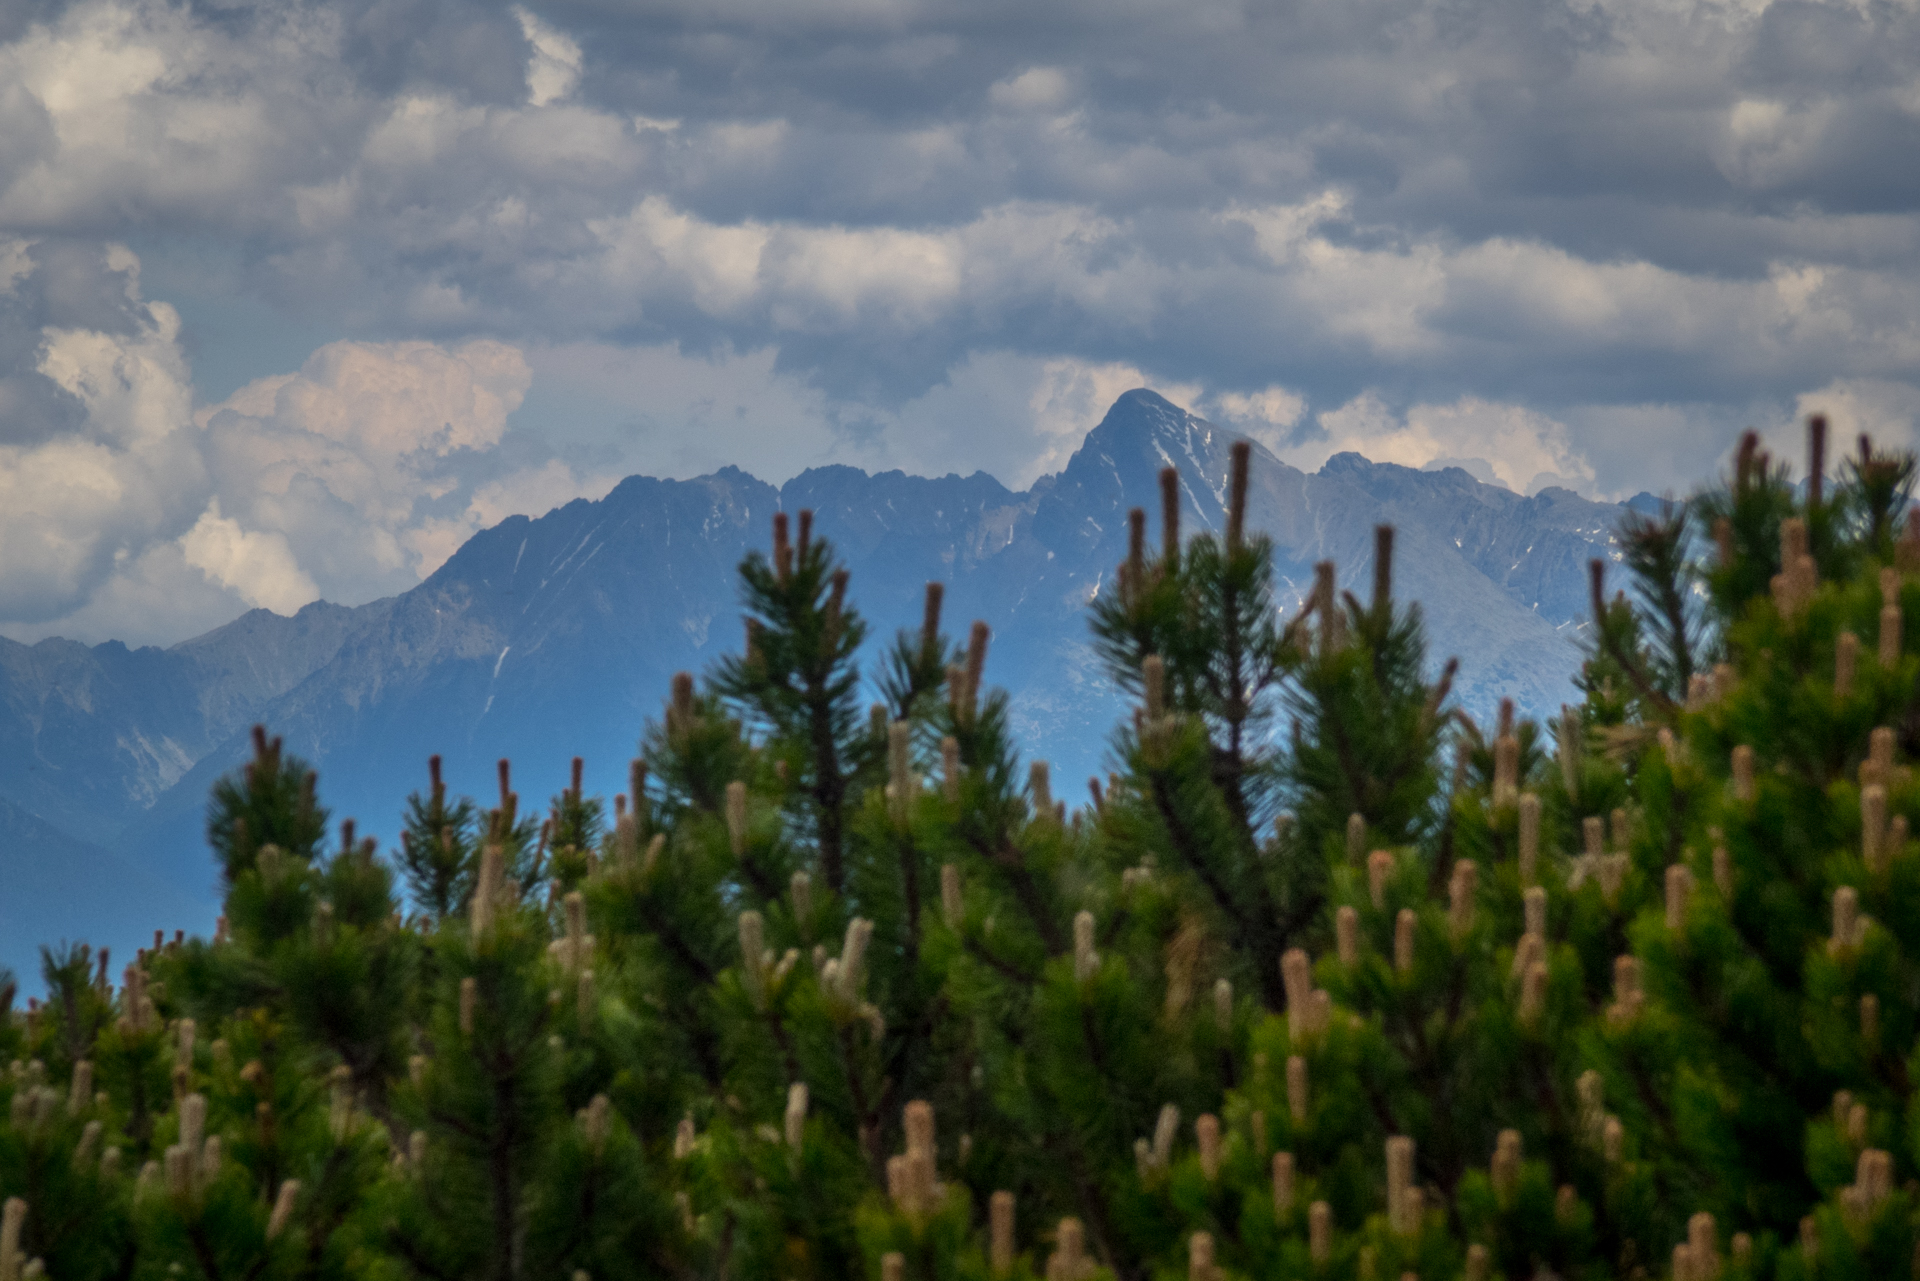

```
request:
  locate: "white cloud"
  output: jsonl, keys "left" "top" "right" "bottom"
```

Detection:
{"left": 989, "top": 67, "right": 1073, "bottom": 112}
{"left": 0, "top": 280, "right": 207, "bottom": 623}
{"left": 0, "top": 239, "right": 31, "bottom": 293}
{"left": 1786, "top": 379, "right": 1920, "bottom": 456}
{"left": 1296, "top": 393, "right": 1598, "bottom": 495}
{"left": 404, "top": 460, "right": 621, "bottom": 575}
{"left": 196, "top": 337, "right": 534, "bottom": 591}
{"left": 0, "top": 245, "right": 627, "bottom": 644}
{"left": 573, "top": 196, "right": 1181, "bottom": 351}
{"left": 1228, "top": 195, "right": 1446, "bottom": 357}
{"left": 586, "top": 196, "right": 982, "bottom": 331}
{"left": 29, "top": 540, "right": 260, "bottom": 647}
{"left": 1715, "top": 98, "right": 1841, "bottom": 191}
{"left": 552, "top": 185, "right": 1920, "bottom": 413}
{"left": 40, "top": 318, "right": 191, "bottom": 448}
{"left": 210, "top": 338, "right": 527, "bottom": 460}
{"left": 514, "top": 7, "right": 583, "bottom": 108}
{"left": 180, "top": 499, "right": 319, "bottom": 613}
{"left": 522, "top": 339, "right": 845, "bottom": 483}
{"left": 1204, "top": 385, "right": 1309, "bottom": 454}
{"left": 469, "top": 459, "right": 616, "bottom": 527}
{"left": 1221, "top": 196, "right": 1920, "bottom": 378}
{"left": 0, "top": 0, "right": 356, "bottom": 230}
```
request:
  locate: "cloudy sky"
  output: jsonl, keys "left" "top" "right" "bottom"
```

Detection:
{"left": 3, "top": 0, "right": 1919, "bottom": 645}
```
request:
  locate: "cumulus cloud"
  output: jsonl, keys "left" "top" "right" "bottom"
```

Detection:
{"left": 1789, "top": 380, "right": 1920, "bottom": 455}
{"left": 194, "top": 336, "right": 535, "bottom": 604}
{"left": 405, "top": 458, "right": 621, "bottom": 574}
{"left": 1293, "top": 394, "right": 1598, "bottom": 495}
{"left": 180, "top": 500, "right": 318, "bottom": 614}
{"left": 0, "top": 0, "right": 370, "bottom": 234}
{"left": 0, "top": 244, "right": 612, "bottom": 645}
{"left": 989, "top": 67, "right": 1074, "bottom": 113}
{"left": 1204, "top": 386, "right": 1308, "bottom": 456}
{"left": 0, "top": 246, "right": 206, "bottom": 624}
{"left": 514, "top": 7, "right": 582, "bottom": 107}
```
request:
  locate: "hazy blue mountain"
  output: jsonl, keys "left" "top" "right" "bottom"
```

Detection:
{"left": 0, "top": 793, "right": 202, "bottom": 983}
{"left": 0, "top": 390, "right": 1630, "bottom": 980}
{"left": 0, "top": 601, "right": 370, "bottom": 844}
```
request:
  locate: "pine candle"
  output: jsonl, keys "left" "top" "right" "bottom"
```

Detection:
{"left": 989, "top": 1191, "right": 1015, "bottom": 1275}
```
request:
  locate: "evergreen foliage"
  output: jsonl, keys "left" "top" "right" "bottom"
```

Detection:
{"left": 8, "top": 424, "right": 1920, "bottom": 1281}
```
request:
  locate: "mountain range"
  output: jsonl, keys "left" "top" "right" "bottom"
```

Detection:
{"left": 0, "top": 389, "right": 1638, "bottom": 980}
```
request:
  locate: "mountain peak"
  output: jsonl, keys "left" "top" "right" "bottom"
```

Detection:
{"left": 1061, "top": 387, "right": 1232, "bottom": 489}
{"left": 1319, "top": 451, "right": 1375, "bottom": 478}
{"left": 1031, "top": 388, "right": 1238, "bottom": 555}
{"left": 1087, "top": 388, "right": 1217, "bottom": 458}
{"left": 1111, "top": 386, "right": 1183, "bottom": 412}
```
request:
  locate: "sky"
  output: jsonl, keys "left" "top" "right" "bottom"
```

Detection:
{"left": 4, "top": 0, "right": 1920, "bottom": 646}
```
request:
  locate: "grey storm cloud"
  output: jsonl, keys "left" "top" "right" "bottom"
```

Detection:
{"left": 4, "top": 0, "right": 1920, "bottom": 643}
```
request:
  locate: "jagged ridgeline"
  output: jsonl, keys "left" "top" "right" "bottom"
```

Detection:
{"left": 7, "top": 426, "right": 1920, "bottom": 1280}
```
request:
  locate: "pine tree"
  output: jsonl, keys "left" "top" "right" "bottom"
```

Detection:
{"left": 397, "top": 754, "right": 480, "bottom": 922}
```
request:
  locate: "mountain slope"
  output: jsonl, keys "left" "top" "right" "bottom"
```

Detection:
{"left": 0, "top": 793, "right": 206, "bottom": 983}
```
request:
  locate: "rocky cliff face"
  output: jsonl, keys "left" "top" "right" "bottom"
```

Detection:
{"left": 0, "top": 390, "right": 1628, "bottom": 978}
